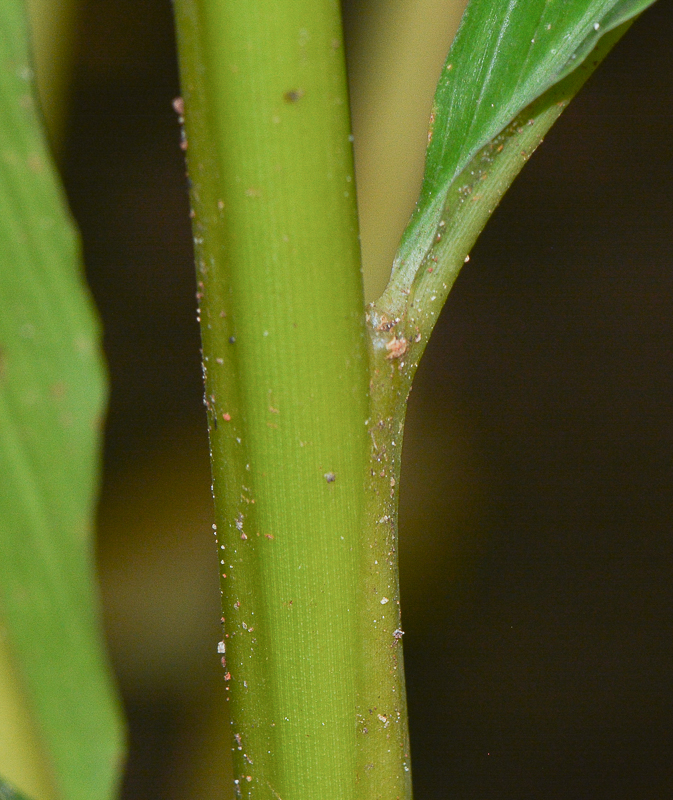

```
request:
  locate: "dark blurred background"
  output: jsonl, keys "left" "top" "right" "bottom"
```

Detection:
{"left": 30, "top": 0, "right": 673, "bottom": 797}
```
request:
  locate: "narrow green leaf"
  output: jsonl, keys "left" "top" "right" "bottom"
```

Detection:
{"left": 0, "top": 2, "right": 124, "bottom": 799}
{"left": 388, "top": 0, "right": 659, "bottom": 293}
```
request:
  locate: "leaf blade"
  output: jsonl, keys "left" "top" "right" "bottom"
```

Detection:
{"left": 387, "top": 0, "right": 659, "bottom": 294}
{"left": 0, "top": 2, "right": 124, "bottom": 798}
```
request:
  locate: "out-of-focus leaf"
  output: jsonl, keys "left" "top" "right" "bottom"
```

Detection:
{"left": 24, "top": 0, "right": 81, "bottom": 151}
{"left": 390, "top": 0, "right": 659, "bottom": 290}
{"left": 0, "top": 775, "right": 34, "bottom": 800}
{"left": 0, "top": 3, "right": 124, "bottom": 800}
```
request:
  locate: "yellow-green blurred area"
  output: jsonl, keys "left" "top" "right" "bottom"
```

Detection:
{"left": 24, "top": 0, "right": 673, "bottom": 797}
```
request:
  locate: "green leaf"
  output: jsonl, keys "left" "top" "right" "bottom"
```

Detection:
{"left": 387, "top": 0, "right": 659, "bottom": 297}
{"left": 0, "top": 775, "right": 33, "bottom": 800}
{"left": 0, "top": 2, "right": 124, "bottom": 800}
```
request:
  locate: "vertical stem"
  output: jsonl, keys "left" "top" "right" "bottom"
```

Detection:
{"left": 356, "top": 309, "right": 415, "bottom": 800}
{"left": 173, "top": 2, "right": 373, "bottom": 798}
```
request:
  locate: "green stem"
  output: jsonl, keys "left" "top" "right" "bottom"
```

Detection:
{"left": 356, "top": 316, "right": 413, "bottom": 800}
{"left": 173, "top": 1, "right": 375, "bottom": 798}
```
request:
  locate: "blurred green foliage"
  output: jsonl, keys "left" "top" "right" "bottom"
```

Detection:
{"left": 0, "top": 0, "right": 123, "bottom": 798}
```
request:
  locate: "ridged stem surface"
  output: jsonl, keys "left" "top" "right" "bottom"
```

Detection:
{"left": 173, "top": 2, "right": 376, "bottom": 798}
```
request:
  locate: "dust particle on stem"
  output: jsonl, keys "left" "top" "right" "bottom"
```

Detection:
{"left": 283, "top": 89, "right": 305, "bottom": 103}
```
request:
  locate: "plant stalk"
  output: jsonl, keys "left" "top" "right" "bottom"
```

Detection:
{"left": 172, "top": 1, "right": 406, "bottom": 798}
{"left": 355, "top": 319, "right": 414, "bottom": 800}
